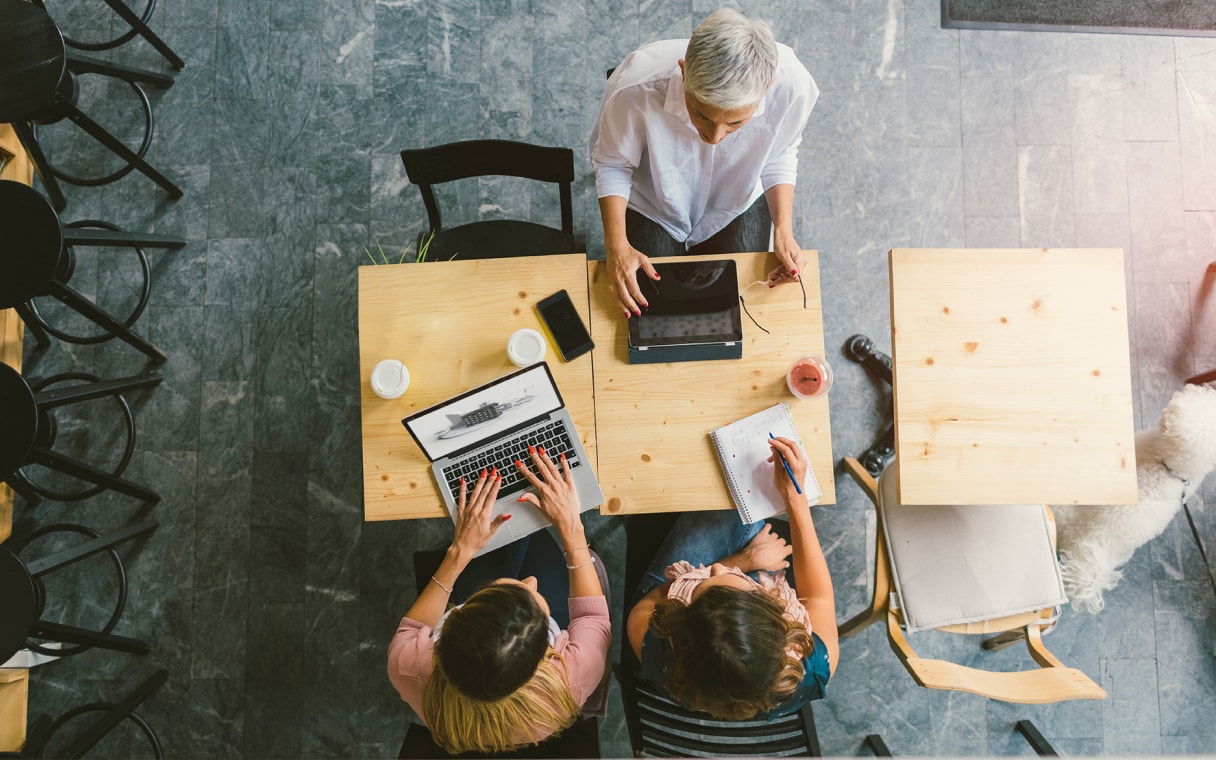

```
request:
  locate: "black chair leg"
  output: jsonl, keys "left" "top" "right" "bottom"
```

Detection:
{"left": 1015, "top": 720, "right": 1059, "bottom": 756}
{"left": 46, "top": 280, "right": 167, "bottom": 362}
{"left": 29, "top": 619, "right": 151, "bottom": 654}
{"left": 67, "top": 51, "right": 175, "bottom": 89}
{"left": 26, "top": 446, "right": 160, "bottom": 503}
{"left": 96, "top": 0, "right": 184, "bottom": 70}
{"left": 61, "top": 670, "right": 168, "bottom": 758}
{"left": 25, "top": 519, "right": 159, "bottom": 576}
{"left": 62, "top": 226, "right": 187, "bottom": 250}
{"left": 864, "top": 734, "right": 893, "bottom": 756}
{"left": 15, "top": 303, "right": 54, "bottom": 352}
{"left": 34, "top": 373, "right": 163, "bottom": 409}
{"left": 58, "top": 96, "right": 183, "bottom": 199}
{"left": 11, "top": 120, "right": 67, "bottom": 211}
{"left": 3, "top": 475, "right": 43, "bottom": 508}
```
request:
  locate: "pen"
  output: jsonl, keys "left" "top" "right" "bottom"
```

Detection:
{"left": 769, "top": 432, "right": 802, "bottom": 494}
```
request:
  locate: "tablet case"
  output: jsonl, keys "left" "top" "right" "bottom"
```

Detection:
{"left": 627, "top": 259, "right": 742, "bottom": 365}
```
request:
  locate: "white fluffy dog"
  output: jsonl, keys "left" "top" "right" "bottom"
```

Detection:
{"left": 1053, "top": 383, "right": 1216, "bottom": 613}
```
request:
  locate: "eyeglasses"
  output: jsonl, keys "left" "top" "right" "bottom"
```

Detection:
{"left": 739, "top": 274, "right": 805, "bottom": 335}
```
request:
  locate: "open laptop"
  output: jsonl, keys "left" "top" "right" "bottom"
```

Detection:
{"left": 401, "top": 362, "right": 603, "bottom": 556}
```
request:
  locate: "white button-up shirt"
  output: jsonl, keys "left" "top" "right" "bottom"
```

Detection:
{"left": 590, "top": 39, "right": 818, "bottom": 247}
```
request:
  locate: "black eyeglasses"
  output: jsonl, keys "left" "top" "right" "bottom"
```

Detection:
{"left": 740, "top": 274, "right": 805, "bottom": 334}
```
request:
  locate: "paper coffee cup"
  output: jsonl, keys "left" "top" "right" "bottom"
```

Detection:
{"left": 507, "top": 329, "right": 546, "bottom": 367}
{"left": 371, "top": 359, "right": 410, "bottom": 399}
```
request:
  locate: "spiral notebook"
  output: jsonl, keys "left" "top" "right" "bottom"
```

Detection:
{"left": 709, "top": 403, "right": 821, "bottom": 523}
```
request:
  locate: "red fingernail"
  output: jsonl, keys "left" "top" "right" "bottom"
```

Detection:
{"left": 790, "top": 270, "right": 798, "bottom": 276}
{"left": 560, "top": 452, "right": 566, "bottom": 461}
{"left": 502, "top": 514, "right": 513, "bottom": 521}
{"left": 495, "top": 474, "right": 501, "bottom": 482}
{"left": 623, "top": 311, "right": 630, "bottom": 318}
{"left": 515, "top": 459, "right": 524, "bottom": 468}
{"left": 516, "top": 496, "right": 528, "bottom": 502}
{"left": 539, "top": 446, "right": 547, "bottom": 457}
{"left": 479, "top": 468, "right": 487, "bottom": 477}
{"left": 528, "top": 445, "right": 536, "bottom": 454}
{"left": 460, "top": 477, "right": 465, "bottom": 484}
{"left": 491, "top": 466, "right": 497, "bottom": 477}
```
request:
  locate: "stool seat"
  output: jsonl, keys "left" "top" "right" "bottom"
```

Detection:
{"left": 0, "top": 363, "right": 38, "bottom": 480}
{"left": 0, "top": 547, "right": 37, "bottom": 663}
{"left": 0, "top": 0, "right": 66, "bottom": 123}
{"left": 0, "top": 180, "right": 64, "bottom": 308}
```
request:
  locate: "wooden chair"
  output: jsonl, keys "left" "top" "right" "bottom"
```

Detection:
{"left": 399, "top": 140, "right": 579, "bottom": 261}
{"left": 838, "top": 457, "right": 1106, "bottom": 704}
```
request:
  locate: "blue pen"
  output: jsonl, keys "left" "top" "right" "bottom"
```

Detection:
{"left": 769, "top": 432, "right": 802, "bottom": 495}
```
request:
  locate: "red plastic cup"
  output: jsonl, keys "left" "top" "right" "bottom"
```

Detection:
{"left": 787, "top": 355, "right": 833, "bottom": 399}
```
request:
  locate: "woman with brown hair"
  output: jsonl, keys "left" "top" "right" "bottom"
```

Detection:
{"left": 626, "top": 436, "right": 838, "bottom": 719}
{"left": 387, "top": 447, "right": 610, "bottom": 754}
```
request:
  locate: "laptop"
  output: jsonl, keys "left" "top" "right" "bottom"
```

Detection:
{"left": 401, "top": 362, "right": 604, "bottom": 556}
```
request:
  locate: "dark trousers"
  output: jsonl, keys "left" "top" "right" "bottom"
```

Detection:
{"left": 451, "top": 530, "right": 571, "bottom": 627}
{"left": 625, "top": 196, "right": 772, "bottom": 258}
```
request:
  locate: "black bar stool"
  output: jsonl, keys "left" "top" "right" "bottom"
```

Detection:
{"left": 0, "top": 180, "right": 184, "bottom": 362}
{"left": 34, "top": 0, "right": 185, "bottom": 71}
{"left": 24, "top": 670, "right": 168, "bottom": 759}
{"left": 0, "top": 0, "right": 181, "bottom": 211}
{"left": 0, "top": 519, "right": 158, "bottom": 662}
{"left": 0, "top": 362, "right": 162, "bottom": 508}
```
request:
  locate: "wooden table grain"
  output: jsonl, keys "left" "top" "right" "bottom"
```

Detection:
{"left": 889, "top": 248, "right": 1137, "bottom": 506}
{"left": 587, "top": 251, "right": 835, "bottom": 515}
{"left": 358, "top": 254, "right": 597, "bottom": 521}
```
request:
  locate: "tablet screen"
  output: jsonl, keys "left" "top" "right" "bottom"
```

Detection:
{"left": 628, "top": 260, "right": 742, "bottom": 347}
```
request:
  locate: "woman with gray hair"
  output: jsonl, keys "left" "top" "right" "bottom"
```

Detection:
{"left": 590, "top": 9, "right": 819, "bottom": 317}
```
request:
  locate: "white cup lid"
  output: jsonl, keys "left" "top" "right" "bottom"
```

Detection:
{"left": 371, "top": 359, "right": 409, "bottom": 398}
{"left": 508, "top": 329, "right": 547, "bottom": 366}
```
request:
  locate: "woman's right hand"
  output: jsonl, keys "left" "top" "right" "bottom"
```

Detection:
{"left": 724, "top": 523, "right": 791, "bottom": 573}
{"left": 607, "top": 238, "right": 660, "bottom": 318}
{"left": 515, "top": 446, "right": 583, "bottom": 540}
{"left": 767, "top": 436, "right": 809, "bottom": 508}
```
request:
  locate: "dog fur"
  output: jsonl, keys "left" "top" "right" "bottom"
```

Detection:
{"left": 1053, "top": 383, "right": 1216, "bottom": 613}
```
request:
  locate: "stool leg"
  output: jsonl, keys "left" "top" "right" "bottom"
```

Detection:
{"left": 1015, "top": 720, "right": 1059, "bottom": 756}
{"left": 61, "top": 670, "right": 168, "bottom": 758}
{"left": 67, "top": 51, "right": 175, "bottom": 89}
{"left": 14, "top": 303, "right": 53, "bottom": 352}
{"left": 63, "top": 227, "right": 187, "bottom": 250}
{"left": 25, "top": 519, "right": 159, "bottom": 576}
{"left": 34, "top": 373, "right": 163, "bottom": 409}
{"left": 97, "top": 0, "right": 184, "bottom": 69}
{"left": 11, "top": 121, "right": 68, "bottom": 212}
{"left": 45, "top": 280, "right": 167, "bottom": 362}
{"left": 56, "top": 96, "right": 183, "bottom": 200}
{"left": 3, "top": 475, "right": 43, "bottom": 508}
{"left": 25, "top": 446, "right": 160, "bottom": 503}
{"left": 28, "top": 620, "right": 151, "bottom": 654}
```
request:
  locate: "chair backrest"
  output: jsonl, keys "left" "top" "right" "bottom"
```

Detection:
{"left": 399, "top": 140, "right": 575, "bottom": 236}
{"left": 617, "top": 659, "right": 821, "bottom": 757}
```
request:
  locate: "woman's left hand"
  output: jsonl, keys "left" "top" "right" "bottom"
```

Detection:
{"left": 725, "top": 523, "right": 791, "bottom": 573}
{"left": 451, "top": 468, "right": 508, "bottom": 560}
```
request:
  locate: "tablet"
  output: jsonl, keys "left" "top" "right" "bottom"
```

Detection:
{"left": 627, "top": 259, "right": 743, "bottom": 348}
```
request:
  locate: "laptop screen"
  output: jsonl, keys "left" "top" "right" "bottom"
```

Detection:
{"left": 401, "top": 362, "right": 564, "bottom": 461}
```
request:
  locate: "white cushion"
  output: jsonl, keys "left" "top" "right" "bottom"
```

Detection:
{"left": 877, "top": 461, "right": 1067, "bottom": 633}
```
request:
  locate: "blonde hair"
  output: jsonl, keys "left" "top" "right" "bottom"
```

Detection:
{"left": 422, "top": 584, "right": 581, "bottom": 753}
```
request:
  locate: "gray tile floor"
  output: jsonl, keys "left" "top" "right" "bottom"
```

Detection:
{"left": 11, "top": 0, "right": 1216, "bottom": 757}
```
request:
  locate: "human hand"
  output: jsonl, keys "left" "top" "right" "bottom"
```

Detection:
{"left": 732, "top": 523, "right": 791, "bottom": 572}
{"left": 515, "top": 445, "right": 582, "bottom": 540}
{"left": 450, "top": 469, "right": 508, "bottom": 560}
{"left": 766, "top": 230, "right": 805, "bottom": 288}
{"left": 767, "top": 436, "right": 809, "bottom": 507}
{"left": 606, "top": 238, "right": 660, "bottom": 317}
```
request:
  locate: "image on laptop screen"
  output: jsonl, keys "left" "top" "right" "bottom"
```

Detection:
{"left": 403, "top": 363, "right": 563, "bottom": 461}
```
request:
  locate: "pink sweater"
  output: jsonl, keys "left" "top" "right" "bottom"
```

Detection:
{"left": 387, "top": 595, "right": 611, "bottom": 743}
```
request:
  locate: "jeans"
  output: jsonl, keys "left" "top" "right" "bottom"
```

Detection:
{"left": 451, "top": 529, "right": 571, "bottom": 628}
{"left": 625, "top": 196, "right": 772, "bottom": 259}
{"left": 632, "top": 511, "right": 793, "bottom": 606}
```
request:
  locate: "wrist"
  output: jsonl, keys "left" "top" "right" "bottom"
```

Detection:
{"left": 559, "top": 525, "right": 588, "bottom": 550}
{"left": 444, "top": 544, "right": 474, "bottom": 571}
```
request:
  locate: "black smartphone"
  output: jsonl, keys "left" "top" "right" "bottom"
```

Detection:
{"left": 536, "top": 289, "right": 595, "bottom": 361}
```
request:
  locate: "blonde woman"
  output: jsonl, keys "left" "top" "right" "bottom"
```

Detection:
{"left": 387, "top": 447, "right": 610, "bottom": 754}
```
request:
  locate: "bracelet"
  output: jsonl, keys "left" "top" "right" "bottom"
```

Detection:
{"left": 430, "top": 575, "right": 454, "bottom": 594}
{"left": 566, "top": 555, "right": 597, "bottom": 571}
{"left": 562, "top": 544, "right": 590, "bottom": 557}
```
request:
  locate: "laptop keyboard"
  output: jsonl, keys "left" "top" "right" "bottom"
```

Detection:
{"left": 441, "top": 419, "right": 582, "bottom": 499}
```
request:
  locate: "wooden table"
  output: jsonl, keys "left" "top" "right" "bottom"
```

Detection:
{"left": 358, "top": 254, "right": 597, "bottom": 521}
{"left": 889, "top": 248, "right": 1137, "bottom": 506}
{"left": 587, "top": 251, "right": 835, "bottom": 515}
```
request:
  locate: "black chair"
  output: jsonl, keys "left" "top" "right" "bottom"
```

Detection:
{"left": 0, "top": 519, "right": 158, "bottom": 662}
{"left": 0, "top": 362, "right": 162, "bottom": 507}
{"left": 0, "top": 0, "right": 181, "bottom": 211}
{"left": 24, "top": 669, "right": 167, "bottom": 759}
{"left": 619, "top": 514, "right": 822, "bottom": 757}
{"left": 33, "top": 0, "right": 185, "bottom": 71}
{"left": 399, "top": 140, "right": 579, "bottom": 260}
{"left": 0, "top": 180, "right": 185, "bottom": 362}
{"left": 400, "top": 547, "right": 603, "bottom": 759}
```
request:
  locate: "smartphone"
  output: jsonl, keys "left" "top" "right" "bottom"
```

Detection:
{"left": 536, "top": 290, "right": 595, "bottom": 361}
